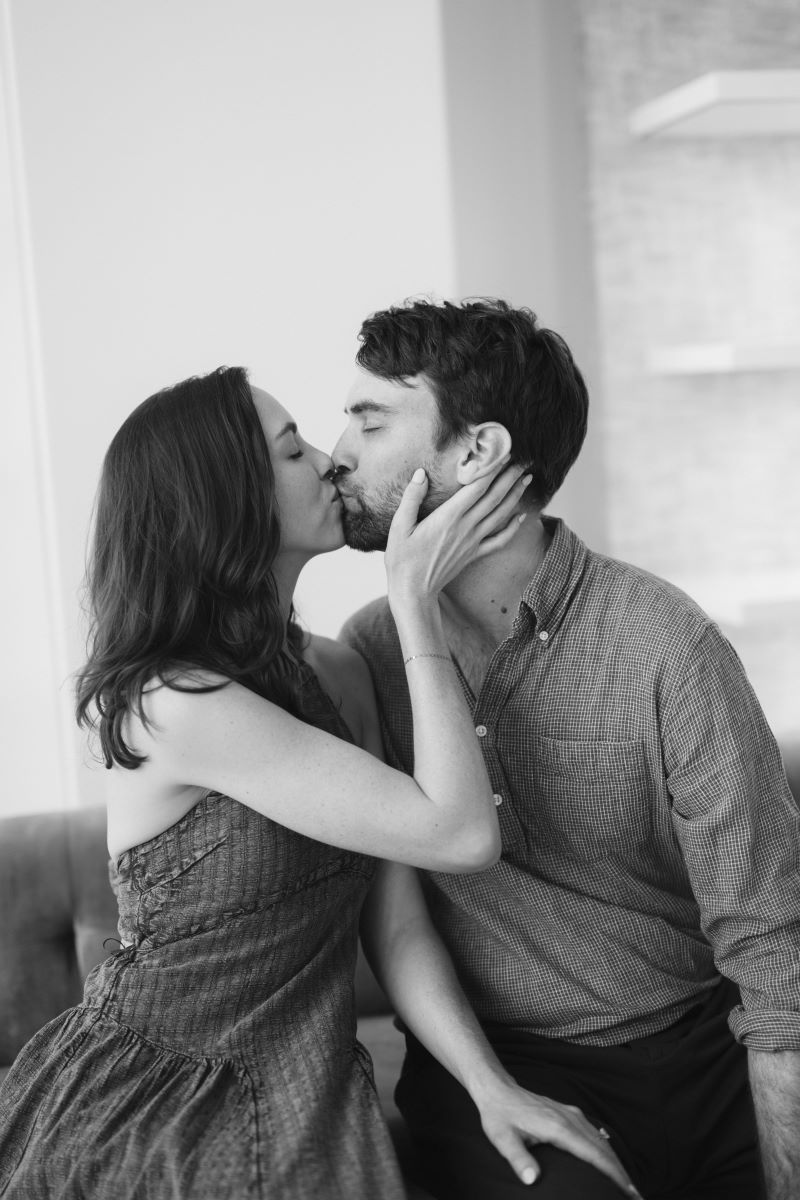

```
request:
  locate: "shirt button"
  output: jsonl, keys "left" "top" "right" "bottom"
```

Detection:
{"left": 538, "top": 630, "right": 549, "bottom": 642}
{"left": 493, "top": 793, "right": 503, "bottom": 806}
{"left": 475, "top": 725, "right": 488, "bottom": 738}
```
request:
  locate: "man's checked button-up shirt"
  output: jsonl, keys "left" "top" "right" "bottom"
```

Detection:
{"left": 341, "top": 518, "right": 800, "bottom": 1050}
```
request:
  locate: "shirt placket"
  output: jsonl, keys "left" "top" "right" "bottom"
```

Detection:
{"left": 470, "top": 634, "right": 530, "bottom": 853}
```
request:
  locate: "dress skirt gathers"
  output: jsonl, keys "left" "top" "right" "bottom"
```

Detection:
{"left": 0, "top": 678, "right": 406, "bottom": 1199}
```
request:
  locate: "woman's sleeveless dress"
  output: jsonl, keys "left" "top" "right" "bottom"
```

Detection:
{"left": 0, "top": 672, "right": 406, "bottom": 1199}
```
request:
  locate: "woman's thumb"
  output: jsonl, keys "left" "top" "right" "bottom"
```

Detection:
{"left": 389, "top": 467, "right": 428, "bottom": 537}
{"left": 486, "top": 1128, "right": 541, "bottom": 1187}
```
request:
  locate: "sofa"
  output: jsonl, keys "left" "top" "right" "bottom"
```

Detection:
{"left": 2, "top": 742, "right": 798, "bottom": 1191}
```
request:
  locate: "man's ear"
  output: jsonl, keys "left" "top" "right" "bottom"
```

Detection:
{"left": 454, "top": 423, "right": 513, "bottom": 484}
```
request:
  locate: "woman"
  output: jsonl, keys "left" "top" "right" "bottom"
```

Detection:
{"left": 0, "top": 367, "right": 634, "bottom": 1199}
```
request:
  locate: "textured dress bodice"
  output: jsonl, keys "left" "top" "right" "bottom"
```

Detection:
{"left": 107, "top": 791, "right": 375, "bottom": 1074}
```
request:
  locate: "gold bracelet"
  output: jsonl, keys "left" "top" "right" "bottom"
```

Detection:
{"left": 403, "top": 653, "right": 453, "bottom": 666}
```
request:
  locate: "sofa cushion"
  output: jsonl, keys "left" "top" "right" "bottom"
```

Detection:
{"left": 0, "top": 807, "right": 117, "bottom": 1064}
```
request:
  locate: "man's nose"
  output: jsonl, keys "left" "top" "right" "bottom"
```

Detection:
{"left": 330, "top": 432, "right": 353, "bottom": 475}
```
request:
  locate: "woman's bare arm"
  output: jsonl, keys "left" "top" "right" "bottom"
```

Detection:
{"left": 124, "top": 465, "right": 530, "bottom": 870}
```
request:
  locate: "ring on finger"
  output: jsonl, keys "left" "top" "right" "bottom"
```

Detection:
{"left": 596, "top": 1126, "right": 611, "bottom": 1140}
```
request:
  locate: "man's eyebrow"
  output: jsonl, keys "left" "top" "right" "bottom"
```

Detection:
{"left": 344, "top": 401, "right": 394, "bottom": 416}
{"left": 275, "top": 421, "right": 298, "bottom": 439}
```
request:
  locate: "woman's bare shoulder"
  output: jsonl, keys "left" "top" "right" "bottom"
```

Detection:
{"left": 133, "top": 671, "right": 272, "bottom": 744}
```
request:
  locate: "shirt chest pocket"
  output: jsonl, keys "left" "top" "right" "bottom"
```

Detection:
{"left": 525, "top": 735, "right": 652, "bottom": 861}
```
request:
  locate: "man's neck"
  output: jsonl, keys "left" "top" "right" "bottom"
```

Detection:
{"left": 440, "top": 513, "right": 551, "bottom": 648}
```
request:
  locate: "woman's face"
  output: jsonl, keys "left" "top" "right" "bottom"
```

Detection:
{"left": 251, "top": 386, "right": 345, "bottom": 560}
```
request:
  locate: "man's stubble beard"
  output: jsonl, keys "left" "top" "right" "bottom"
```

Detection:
{"left": 340, "top": 464, "right": 450, "bottom": 552}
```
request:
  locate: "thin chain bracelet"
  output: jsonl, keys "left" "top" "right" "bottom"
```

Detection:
{"left": 403, "top": 653, "right": 453, "bottom": 666}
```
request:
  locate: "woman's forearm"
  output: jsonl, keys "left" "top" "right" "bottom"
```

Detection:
{"left": 392, "top": 598, "right": 499, "bottom": 865}
{"left": 361, "top": 859, "right": 511, "bottom": 1096}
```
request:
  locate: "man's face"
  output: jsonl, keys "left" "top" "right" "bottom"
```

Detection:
{"left": 331, "top": 368, "right": 457, "bottom": 551}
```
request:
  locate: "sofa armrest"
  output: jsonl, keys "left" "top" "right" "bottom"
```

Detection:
{"left": 0, "top": 807, "right": 116, "bottom": 1066}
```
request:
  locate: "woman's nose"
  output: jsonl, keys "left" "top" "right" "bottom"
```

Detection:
{"left": 318, "top": 451, "right": 336, "bottom": 480}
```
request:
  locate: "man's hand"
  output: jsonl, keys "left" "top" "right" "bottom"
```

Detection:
{"left": 749, "top": 1047, "right": 800, "bottom": 1199}
{"left": 473, "top": 1071, "right": 642, "bottom": 1196}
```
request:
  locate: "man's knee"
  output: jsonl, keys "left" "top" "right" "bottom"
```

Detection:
{"left": 396, "top": 1058, "right": 622, "bottom": 1200}
{"left": 405, "top": 1134, "right": 624, "bottom": 1200}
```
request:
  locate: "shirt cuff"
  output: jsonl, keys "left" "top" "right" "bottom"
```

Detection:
{"left": 728, "top": 1004, "right": 800, "bottom": 1051}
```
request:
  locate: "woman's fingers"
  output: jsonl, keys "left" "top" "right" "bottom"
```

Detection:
{"left": 472, "top": 470, "right": 532, "bottom": 540}
{"left": 464, "top": 467, "right": 532, "bottom": 562}
{"left": 543, "top": 1113, "right": 641, "bottom": 1196}
{"left": 471, "top": 513, "right": 527, "bottom": 562}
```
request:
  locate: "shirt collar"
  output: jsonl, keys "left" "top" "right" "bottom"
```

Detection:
{"left": 521, "top": 517, "right": 588, "bottom": 637}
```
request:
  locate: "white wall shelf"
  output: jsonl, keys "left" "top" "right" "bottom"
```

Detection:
{"left": 648, "top": 343, "right": 800, "bottom": 375}
{"left": 630, "top": 70, "right": 800, "bottom": 138}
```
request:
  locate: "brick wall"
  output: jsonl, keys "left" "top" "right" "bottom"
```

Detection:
{"left": 578, "top": 0, "right": 800, "bottom": 739}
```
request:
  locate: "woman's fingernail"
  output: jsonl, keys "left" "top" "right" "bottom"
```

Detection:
{"left": 521, "top": 474, "right": 533, "bottom": 487}
{"left": 412, "top": 467, "right": 426, "bottom": 483}
{"left": 518, "top": 513, "right": 527, "bottom": 524}
{"left": 521, "top": 1167, "right": 537, "bottom": 1185}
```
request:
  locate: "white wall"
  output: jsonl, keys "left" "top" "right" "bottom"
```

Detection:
{"left": 1, "top": 0, "right": 74, "bottom": 812}
{"left": 4, "top": 0, "right": 459, "bottom": 810}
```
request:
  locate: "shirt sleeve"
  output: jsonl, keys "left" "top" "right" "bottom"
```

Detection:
{"left": 338, "top": 616, "right": 408, "bottom": 773}
{"left": 662, "top": 623, "right": 800, "bottom": 1051}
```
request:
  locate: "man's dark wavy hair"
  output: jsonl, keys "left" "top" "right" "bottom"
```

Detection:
{"left": 75, "top": 366, "right": 314, "bottom": 770}
{"left": 356, "top": 297, "right": 588, "bottom": 509}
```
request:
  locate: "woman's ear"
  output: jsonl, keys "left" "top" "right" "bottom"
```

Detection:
{"left": 455, "top": 423, "right": 513, "bottom": 484}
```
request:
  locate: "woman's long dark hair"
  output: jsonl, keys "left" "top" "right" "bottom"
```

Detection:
{"left": 76, "top": 366, "right": 314, "bottom": 769}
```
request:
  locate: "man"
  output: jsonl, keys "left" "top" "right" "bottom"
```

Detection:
{"left": 334, "top": 298, "right": 800, "bottom": 1200}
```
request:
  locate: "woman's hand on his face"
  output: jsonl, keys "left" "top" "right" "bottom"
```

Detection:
{"left": 384, "top": 460, "right": 531, "bottom": 605}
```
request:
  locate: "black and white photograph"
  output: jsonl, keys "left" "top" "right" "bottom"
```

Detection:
{"left": 1, "top": 2, "right": 798, "bottom": 1197}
